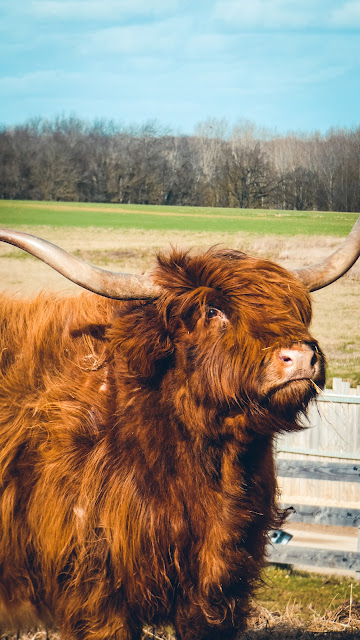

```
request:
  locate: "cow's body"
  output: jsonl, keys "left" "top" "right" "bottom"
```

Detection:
{"left": 0, "top": 249, "right": 325, "bottom": 639}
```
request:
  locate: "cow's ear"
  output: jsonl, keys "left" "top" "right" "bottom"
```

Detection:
{"left": 107, "top": 303, "right": 174, "bottom": 381}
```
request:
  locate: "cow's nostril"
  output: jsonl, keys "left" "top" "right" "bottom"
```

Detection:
{"left": 279, "top": 351, "right": 293, "bottom": 365}
{"left": 310, "top": 351, "right": 317, "bottom": 367}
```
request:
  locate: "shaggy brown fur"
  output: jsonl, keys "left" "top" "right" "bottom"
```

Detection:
{"left": 0, "top": 248, "right": 325, "bottom": 640}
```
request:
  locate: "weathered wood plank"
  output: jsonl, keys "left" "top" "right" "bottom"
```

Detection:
{"left": 276, "top": 460, "right": 360, "bottom": 482}
{"left": 267, "top": 544, "right": 360, "bottom": 571}
{"left": 280, "top": 503, "right": 360, "bottom": 527}
{"left": 319, "top": 394, "right": 360, "bottom": 404}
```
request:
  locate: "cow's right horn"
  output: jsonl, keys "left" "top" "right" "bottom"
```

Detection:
{"left": 0, "top": 228, "right": 161, "bottom": 299}
{"left": 292, "top": 216, "right": 360, "bottom": 292}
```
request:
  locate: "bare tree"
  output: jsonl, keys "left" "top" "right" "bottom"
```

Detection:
{"left": 223, "top": 140, "right": 278, "bottom": 208}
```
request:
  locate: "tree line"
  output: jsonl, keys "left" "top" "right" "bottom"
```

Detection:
{"left": 1, "top": 116, "right": 359, "bottom": 211}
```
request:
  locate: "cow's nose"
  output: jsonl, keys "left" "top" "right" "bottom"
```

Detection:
{"left": 278, "top": 344, "right": 317, "bottom": 378}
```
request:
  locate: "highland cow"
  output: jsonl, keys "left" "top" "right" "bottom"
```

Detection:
{"left": 0, "top": 221, "right": 359, "bottom": 640}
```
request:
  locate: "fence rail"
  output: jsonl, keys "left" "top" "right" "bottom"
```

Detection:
{"left": 276, "top": 459, "right": 360, "bottom": 482}
{"left": 279, "top": 503, "right": 360, "bottom": 528}
{"left": 268, "top": 545, "right": 360, "bottom": 572}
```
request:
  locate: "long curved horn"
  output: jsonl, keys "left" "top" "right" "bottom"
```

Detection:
{"left": 0, "top": 228, "right": 161, "bottom": 299}
{"left": 293, "top": 216, "right": 360, "bottom": 291}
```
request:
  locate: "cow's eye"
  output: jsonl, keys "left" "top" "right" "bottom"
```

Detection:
{"left": 207, "top": 307, "right": 221, "bottom": 319}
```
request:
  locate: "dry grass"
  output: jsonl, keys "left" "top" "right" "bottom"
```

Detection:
{"left": 241, "top": 600, "right": 360, "bottom": 639}
{"left": 1, "top": 226, "right": 359, "bottom": 386}
{"left": 3, "top": 602, "right": 360, "bottom": 640}
{"left": 139, "top": 600, "right": 360, "bottom": 639}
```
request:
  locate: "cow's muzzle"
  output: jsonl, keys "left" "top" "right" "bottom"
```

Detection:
{"left": 263, "top": 341, "right": 325, "bottom": 397}
{"left": 277, "top": 343, "right": 319, "bottom": 382}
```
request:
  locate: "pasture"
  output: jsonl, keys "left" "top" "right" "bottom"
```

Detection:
{"left": 0, "top": 200, "right": 358, "bottom": 235}
{"left": 0, "top": 201, "right": 359, "bottom": 385}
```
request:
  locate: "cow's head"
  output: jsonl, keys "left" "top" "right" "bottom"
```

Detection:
{"left": 144, "top": 247, "right": 325, "bottom": 431}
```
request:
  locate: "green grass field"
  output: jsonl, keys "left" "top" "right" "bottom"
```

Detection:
{"left": 258, "top": 565, "right": 359, "bottom": 621}
{"left": 0, "top": 200, "right": 358, "bottom": 236}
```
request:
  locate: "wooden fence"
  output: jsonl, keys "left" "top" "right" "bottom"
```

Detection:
{"left": 268, "top": 460, "right": 360, "bottom": 572}
{"left": 268, "top": 379, "right": 360, "bottom": 573}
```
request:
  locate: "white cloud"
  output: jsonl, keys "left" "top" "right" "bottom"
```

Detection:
{"left": 213, "top": 0, "right": 315, "bottom": 29}
{"left": 213, "top": 0, "right": 360, "bottom": 30}
{"left": 0, "top": 67, "right": 176, "bottom": 100}
{"left": 330, "top": 1, "right": 360, "bottom": 27}
{"left": 77, "top": 17, "right": 189, "bottom": 56}
{"left": 31, "top": 0, "right": 179, "bottom": 20}
{"left": 185, "top": 33, "right": 232, "bottom": 58}
{"left": 0, "top": 70, "right": 86, "bottom": 96}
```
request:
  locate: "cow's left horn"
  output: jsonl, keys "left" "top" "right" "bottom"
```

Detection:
{"left": 292, "top": 216, "right": 360, "bottom": 291}
{"left": 0, "top": 228, "right": 161, "bottom": 299}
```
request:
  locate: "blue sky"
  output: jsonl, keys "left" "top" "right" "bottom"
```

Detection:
{"left": 1, "top": 0, "right": 360, "bottom": 134}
